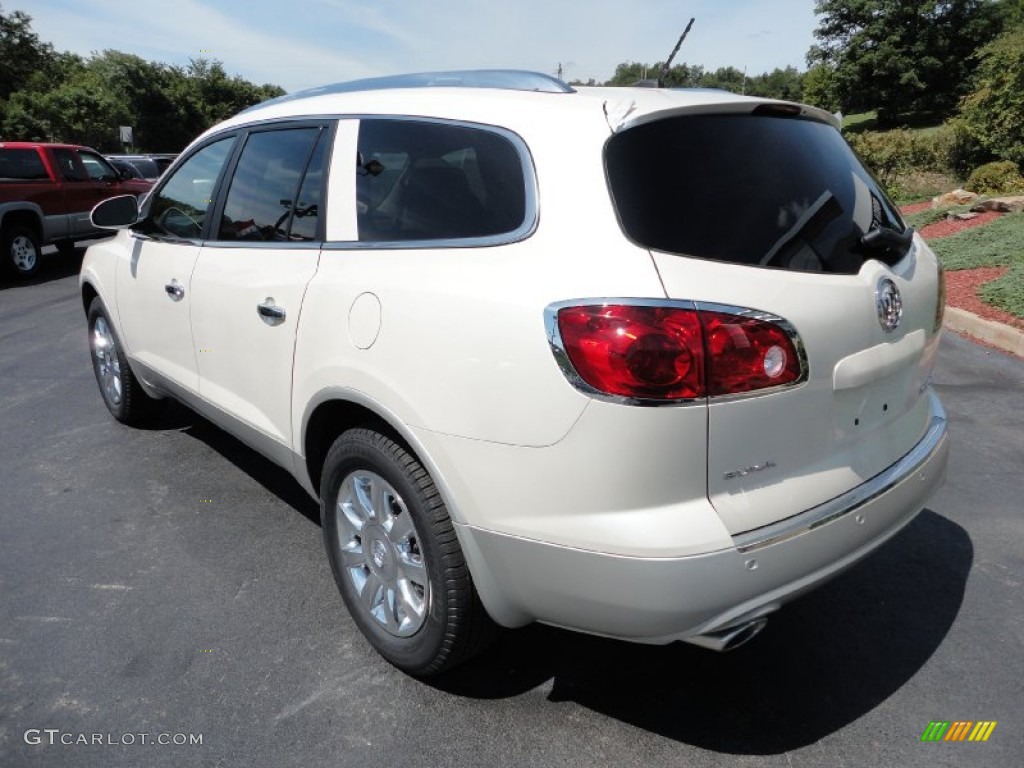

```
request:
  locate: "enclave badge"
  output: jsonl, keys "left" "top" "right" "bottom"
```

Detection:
{"left": 876, "top": 278, "right": 903, "bottom": 332}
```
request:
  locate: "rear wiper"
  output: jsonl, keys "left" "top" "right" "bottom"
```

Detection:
{"left": 861, "top": 224, "right": 914, "bottom": 252}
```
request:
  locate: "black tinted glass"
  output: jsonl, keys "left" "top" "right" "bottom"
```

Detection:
{"left": 218, "top": 128, "right": 320, "bottom": 242}
{"left": 0, "top": 149, "right": 48, "bottom": 180}
{"left": 357, "top": 120, "right": 526, "bottom": 242}
{"left": 288, "top": 133, "right": 327, "bottom": 242}
{"left": 147, "top": 137, "right": 233, "bottom": 239}
{"left": 605, "top": 115, "right": 908, "bottom": 274}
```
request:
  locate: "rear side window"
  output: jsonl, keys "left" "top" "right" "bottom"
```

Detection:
{"left": 605, "top": 114, "right": 908, "bottom": 274}
{"left": 217, "top": 127, "right": 324, "bottom": 242}
{"left": 0, "top": 149, "right": 48, "bottom": 180}
{"left": 356, "top": 119, "right": 527, "bottom": 242}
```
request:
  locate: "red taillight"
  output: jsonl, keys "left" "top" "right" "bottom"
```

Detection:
{"left": 701, "top": 311, "right": 802, "bottom": 396}
{"left": 557, "top": 305, "right": 705, "bottom": 399}
{"left": 554, "top": 303, "right": 803, "bottom": 402}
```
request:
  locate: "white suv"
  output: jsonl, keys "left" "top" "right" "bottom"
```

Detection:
{"left": 81, "top": 70, "right": 949, "bottom": 676}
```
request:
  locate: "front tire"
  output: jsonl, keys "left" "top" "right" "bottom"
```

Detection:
{"left": 3, "top": 226, "right": 41, "bottom": 278}
{"left": 87, "top": 297, "right": 161, "bottom": 425}
{"left": 321, "top": 429, "right": 495, "bottom": 676}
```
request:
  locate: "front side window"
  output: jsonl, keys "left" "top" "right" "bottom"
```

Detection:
{"left": 217, "top": 127, "right": 323, "bottom": 242}
{"left": 79, "top": 151, "right": 117, "bottom": 181}
{"left": 356, "top": 119, "right": 527, "bottom": 242}
{"left": 144, "top": 137, "right": 234, "bottom": 240}
{"left": 51, "top": 148, "right": 88, "bottom": 182}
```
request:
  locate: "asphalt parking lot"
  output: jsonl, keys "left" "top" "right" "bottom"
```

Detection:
{"left": 1, "top": 251, "right": 1022, "bottom": 768}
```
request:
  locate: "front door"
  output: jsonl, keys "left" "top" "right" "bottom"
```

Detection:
{"left": 116, "top": 136, "right": 236, "bottom": 392}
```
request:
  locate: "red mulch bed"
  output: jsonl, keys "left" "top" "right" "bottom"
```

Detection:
{"left": 900, "top": 201, "right": 932, "bottom": 215}
{"left": 944, "top": 267, "right": 1024, "bottom": 331}
{"left": 918, "top": 210, "right": 1003, "bottom": 239}
{"left": 895, "top": 203, "right": 1021, "bottom": 335}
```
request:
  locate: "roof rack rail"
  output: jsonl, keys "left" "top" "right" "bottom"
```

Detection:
{"left": 243, "top": 70, "right": 575, "bottom": 113}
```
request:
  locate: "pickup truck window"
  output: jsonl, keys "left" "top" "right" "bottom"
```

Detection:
{"left": 145, "top": 137, "right": 233, "bottom": 240}
{"left": 51, "top": 148, "right": 89, "bottom": 182}
{"left": 0, "top": 149, "right": 48, "bottom": 181}
{"left": 79, "top": 151, "right": 117, "bottom": 181}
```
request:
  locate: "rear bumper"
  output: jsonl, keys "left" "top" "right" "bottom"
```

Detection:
{"left": 457, "top": 392, "right": 949, "bottom": 642}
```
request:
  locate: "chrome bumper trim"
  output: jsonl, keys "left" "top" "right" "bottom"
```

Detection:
{"left": 733, "top": 394, "right": 948, "bottom": 553}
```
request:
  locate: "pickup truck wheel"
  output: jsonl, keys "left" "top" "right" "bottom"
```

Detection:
{"left": 3, "top": 226, "right": 41, "bottom": 278}
{"left": 321, "top": 429, "right": 496, "bottom": 676}
{"left": 87, "top": 297, "right": 161, "bottom": 425}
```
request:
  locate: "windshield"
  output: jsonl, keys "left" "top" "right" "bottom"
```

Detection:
{"left": 604, "top": 114, "right": 909, "bottom": 274}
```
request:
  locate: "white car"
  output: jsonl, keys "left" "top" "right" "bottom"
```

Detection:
{"left": 81, "top": 70, "right": 949, "bottom": 676}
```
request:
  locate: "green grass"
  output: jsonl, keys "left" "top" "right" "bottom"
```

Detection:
{"left": 928, "top": 211, "right": 1024, "bottom": 317}
{"left": 842, "top": 111, "right": 877, "bottom": 133}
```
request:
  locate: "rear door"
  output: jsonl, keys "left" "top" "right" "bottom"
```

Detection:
{"left": 189, "top": 122, "right": 330, "bottom": 449}
{"left": 605, "top": 110, "right": 943, "bottom": 534}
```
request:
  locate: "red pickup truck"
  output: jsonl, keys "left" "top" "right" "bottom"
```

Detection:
{"left": 0, "top": 142, "right": 154, "bottom": 278}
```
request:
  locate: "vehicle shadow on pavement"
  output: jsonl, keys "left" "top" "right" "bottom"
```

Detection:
{"left": 0, "top": 249, "right": 84, "bottom": 291}
{"left": 153, "top": 400, "right": 322, "bottom": 526}
{"left": 429, "top": 509, "right": 972, "bottom": 754}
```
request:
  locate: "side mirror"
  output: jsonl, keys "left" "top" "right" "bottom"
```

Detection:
{"left": 91, "top": 194, "right": 140, "bottom": 229}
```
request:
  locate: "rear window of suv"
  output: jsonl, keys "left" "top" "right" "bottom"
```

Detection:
{"left": 605, "top": 114, "right": 909, "bottom": 274}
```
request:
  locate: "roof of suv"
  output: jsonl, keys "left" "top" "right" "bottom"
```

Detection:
{"left": 205, "top": 69, "right": 838, "bottom": 141}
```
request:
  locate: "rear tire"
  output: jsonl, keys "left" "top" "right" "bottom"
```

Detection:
{"left": 321, "top": 428, "right": 496, "bottom": 676}
{"left": 87, "top": 297, "right": 162, "bottom": 425}
{"left": 2, "top": 225, "right": 41, "bottom": 278}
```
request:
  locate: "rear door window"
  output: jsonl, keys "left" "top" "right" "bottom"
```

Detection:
{"left": 605, "top": 114, "right": 909, "bottom": 274}
{"left": 355, "top": 119, "right": 527, "bottom": 242}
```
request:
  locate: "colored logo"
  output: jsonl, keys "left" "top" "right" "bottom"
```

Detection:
{"left": 921, "top": 721, "right": 997, "bottom": 742}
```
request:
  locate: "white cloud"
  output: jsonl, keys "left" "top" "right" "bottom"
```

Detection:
{"left": 12, "top": 0, "right": 818, "bottom": 90}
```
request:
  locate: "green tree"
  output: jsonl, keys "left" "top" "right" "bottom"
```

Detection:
{"left": 604, "top": 60, "right": 704, "bottom": 87}
{"left": 808, "top": 0, "right": 1006, "bottom": 126}
{"left": 746, "top": 66, "right": 804, "bottom": 101}
{"left": 0, "top": 3, "right": 55, "bottom": 102}
{"left": 802, "top": 63, "right": 840, "bottom": 111}
{"left": 960, "top": 24, "right": 1024, "bottom": 165}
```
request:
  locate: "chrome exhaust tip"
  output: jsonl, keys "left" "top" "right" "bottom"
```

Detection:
{"left": 683, "top": 616, "right": 768, "bottom": 652}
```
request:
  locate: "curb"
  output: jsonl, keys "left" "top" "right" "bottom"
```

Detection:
{"left": 944, "top": 306, "right": 1024, "bottom": 358}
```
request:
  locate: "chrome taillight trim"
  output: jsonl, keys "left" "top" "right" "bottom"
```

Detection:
{"left": 543, "top": 298, "right": 809, "bottom": 407}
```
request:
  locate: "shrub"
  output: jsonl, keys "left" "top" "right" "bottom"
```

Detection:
{"left": 965, "top": 161, "right": 1024, "bottom": 195}
{"left": 960, "top": 25, "right": 1024, "bottom": 167}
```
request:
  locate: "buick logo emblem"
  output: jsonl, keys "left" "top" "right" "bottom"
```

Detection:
{"left": 876, "top": 278, "right": 903, "bottom": 332}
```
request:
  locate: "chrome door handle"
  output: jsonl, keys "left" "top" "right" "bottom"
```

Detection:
{"left": 256, "top": 299, "right": 286, "bottom": 326}
{"left": 165, "top": 280, "right": 184, "bottom": 301}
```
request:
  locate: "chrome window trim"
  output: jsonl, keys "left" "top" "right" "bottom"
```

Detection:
{"left": 543, "top": 298, "right": 808, "bottom": 407}
{"left": 734, "top": 394, "right": 947, "bottom": 553}
{"left": 322, "top": 115, "right": 538, "bottom": 251}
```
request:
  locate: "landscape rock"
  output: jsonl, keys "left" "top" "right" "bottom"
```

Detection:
{"left": 970, "top": 196, "right": 1024, "bottom": 213}
{"left": 932, "top": 188, "right": 980, "bottom": 207}
{"left": 948, "top": 212, "right": 980, "bottom": 221}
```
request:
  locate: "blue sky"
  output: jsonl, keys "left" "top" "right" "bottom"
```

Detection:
{"left": 10, "top": 0, "right": 819, "bottom": 92}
